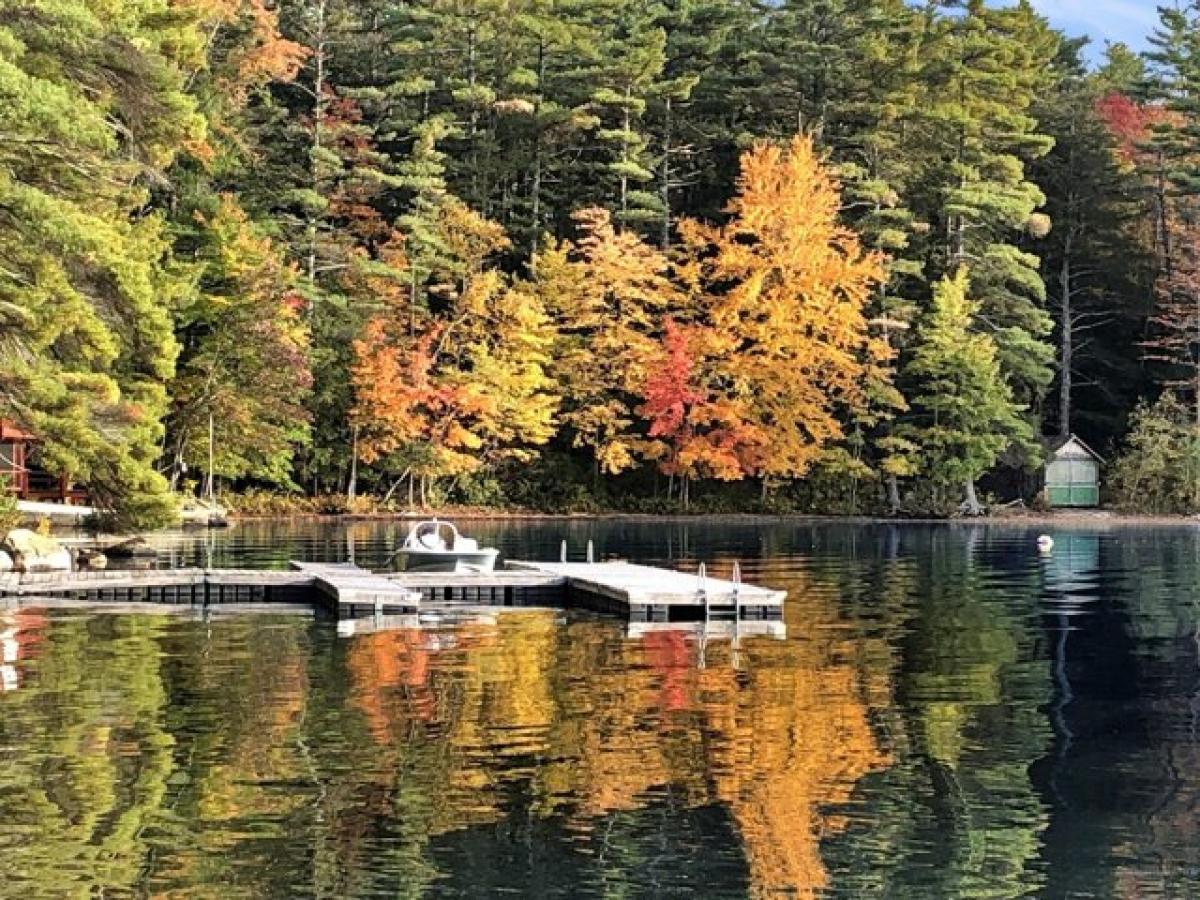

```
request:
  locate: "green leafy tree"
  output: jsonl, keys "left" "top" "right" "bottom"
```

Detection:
{"left": 167, "top": 196, "right": 312, "bottom": 488}
{"left": 898, "top": 271, "right": 1036, "bottom": 514}
{"left": 1108, "top": 392, "right": 1200, "bottom": 514}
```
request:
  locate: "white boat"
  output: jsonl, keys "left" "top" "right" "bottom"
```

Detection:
{"left": 392, "top": 520, "right": 499, "bottom": 573}
{"left": 179, "top": 497, "right": 230, "bottom": 529}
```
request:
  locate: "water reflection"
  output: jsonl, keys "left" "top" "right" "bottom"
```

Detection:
{"left": 5, "top": 521, "right": 1200, "bottom": 896}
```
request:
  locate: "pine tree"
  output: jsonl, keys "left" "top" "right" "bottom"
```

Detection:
{"left": 1094, "top": 41, "right": 1146, "bottom": 95}
{"left": 911, "top": 0, "right": 1058, "bottom": 405}
{"left": 0, "top": 0, "right": 209, "bottom": 526}
{"left": 1033, "top": 41, "right": 1153, "bottom": 441}
{"left": 584, "top": 1, "right": 670, "bottom": 233}
{"left": 1145, "top": 219, "right": 1200, "bottom": 426}
{"left": 898, "top": 271, "right": 1035, "bottom": 514}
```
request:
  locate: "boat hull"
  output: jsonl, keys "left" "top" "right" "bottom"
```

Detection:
{"left": 394, "top": 548, "right": 500, "bottom": 573}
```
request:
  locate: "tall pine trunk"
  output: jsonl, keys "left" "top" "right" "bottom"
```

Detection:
{"left": 1059, "top": 229, "right": 1074, "bottom": 438}
{"left": 305, "top": 0, "right": 328, "bottom": 289}
{"left": 660, "top": 96, "right": 672, "bottom": 249}
{"left": 530, "top": 42, "right": 546, "bottom": 251}
{"left": 887, "top": 475, "right": 902, "bottom": 515}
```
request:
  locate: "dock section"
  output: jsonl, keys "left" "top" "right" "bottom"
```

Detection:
{"left": 0, "top": 559, "right": 785, "bottom": 626}
{"left": 385, "top": 569, "right": 565, "bottom": 606}
{"left": 507, "top": 561, "right": 786, "bottom": 622}
{"left": 290, "top": 562, "right": 420, "bottom": 616}
{"left": 0, "top": 564, "right": 420, "bottom": 617}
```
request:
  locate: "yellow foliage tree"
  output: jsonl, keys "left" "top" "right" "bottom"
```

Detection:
{"left": 679, "top": 135, "right": 890, "bottom": 482}
{"left": 351, "top": 200, "right": 559, "bottom": 497}
{"left": 537, "top": 208, "right": 682, "bottom": 475}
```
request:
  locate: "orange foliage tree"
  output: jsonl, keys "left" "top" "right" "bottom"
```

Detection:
{"left": 351, "top": 201, "right": 558, "bottom": 503}
{"left": 356, "top": 137, "right": 889, "bottom": 504}
{"left": 677, "top": 135, "right": 890, "bottom": 486}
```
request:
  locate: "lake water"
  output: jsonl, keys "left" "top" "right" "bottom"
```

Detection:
{"left": 2, "top": 518, "right": 1199, "bottom": 898}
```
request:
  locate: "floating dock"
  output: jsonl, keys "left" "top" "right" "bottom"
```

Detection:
{"left": 508, "top": 561, "right": 785, "bottom": 622}
{"left": 0, "top": 559, "right": 785, "bottom": 626}
{"left": 290, "top": 562, "right": 423, "bottom": 616}
{"left": 0, "top": 564, "right": 420, "bottom": 616}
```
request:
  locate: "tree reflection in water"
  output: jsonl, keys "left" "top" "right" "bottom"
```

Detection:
{"left": 2, "top": 522, "right": 1200, "bottom": 898}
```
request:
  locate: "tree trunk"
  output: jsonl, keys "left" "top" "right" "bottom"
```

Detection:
{"left": 660, "top": 96, "right": 672, "bottom": 249}
{"left": 619, "top": 85, "right": 632, "bottom": 224}
{"left": 466, "top": 26, "right": 480, "bottom": 207}
{"left": 530, "top": 42, "right": 546, "bottom": 251}
{"left": 1059, "top": 230, "right": 1073, "bottom": 438}
{"left": 887, "top": 474, "right": 902, "bottom": 516}
{"left": 347, "top": 424, "right": 359, "bottom": 501}
{"left": 963, "top": 480, "right": 984, "bottom": 517}
{"left": 306, "top": 0, "right": 328, "bottom": 288}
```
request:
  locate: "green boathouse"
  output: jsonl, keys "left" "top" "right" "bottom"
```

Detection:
{"left": 1043, "top": 434, "right": 1103, "bottom": 509}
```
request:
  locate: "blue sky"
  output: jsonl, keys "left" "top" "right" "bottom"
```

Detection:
{"left": 1020, "top": 0, "right": 1159, "bottom": 56}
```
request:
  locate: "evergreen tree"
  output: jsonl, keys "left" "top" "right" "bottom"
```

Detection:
{"left": 1033, "top": 41, "right": 1152, "bottom": 442}
{"left": 898, "top": 271, "right": 1036, "bottom": 514}
{"left": 0, "top": 0, "right": 207, "bottom": 526}
{"left": 584, "top": 1, "right": 670, "bottom": 233}
{"left": 911, "top": 0, "right": 1058, "bottom": 406}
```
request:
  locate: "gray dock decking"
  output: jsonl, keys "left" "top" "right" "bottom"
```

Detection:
{"left": 0, "top": 559, "right": 786, "bottom": 625}
{"left": 506, "top": 560, "right": 786, "bottom": 621}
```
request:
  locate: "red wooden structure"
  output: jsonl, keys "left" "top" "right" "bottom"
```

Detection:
{"left": 0, "top": 420, "right": 87, "bottom": 503}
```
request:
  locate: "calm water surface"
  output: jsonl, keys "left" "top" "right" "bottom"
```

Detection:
{"left": 2, "top": 519, "right": 1199, "bottom": 898}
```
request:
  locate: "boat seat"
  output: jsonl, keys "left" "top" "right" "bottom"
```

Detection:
{"left": 418, "top": 532, "right": 447, "bottom": 551}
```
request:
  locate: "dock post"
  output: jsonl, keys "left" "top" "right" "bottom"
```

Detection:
{"left": 698, "top": 563, "right": 709, "bottom": 623}
{"left": 731, "top": 561, "right": 743, "bottom": 670}
{"left": 586, "top": 540, "right": 595, "bottom": 564}
{"left": 732, "top": 561, "right": 742, "bottom": 624}
{"left": 560, "top": 540, "right": 568, "bottom": 563}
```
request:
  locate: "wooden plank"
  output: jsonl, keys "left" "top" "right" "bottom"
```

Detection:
{"left": 3, "top": 569, "right": 208, "bottom": 596}
{"left": 206, "top": 569, "right": 313, "bottom": 587}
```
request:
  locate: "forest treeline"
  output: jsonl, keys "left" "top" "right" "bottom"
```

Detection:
{"left": 5, "top": 0, "right": 1200, "bottom": 525}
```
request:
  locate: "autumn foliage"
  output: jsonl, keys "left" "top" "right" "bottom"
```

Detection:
{"left": 350, "top": 135, "right": 891, "bottom": 497}
{"left": 1095, "top": 92, "right": 1173, "bottom": 166}
{"left": 677, "top": 136, "right": 889, "bottom": 481}
{"left": 351, "top": 199, "right": 558, "bottom": 489}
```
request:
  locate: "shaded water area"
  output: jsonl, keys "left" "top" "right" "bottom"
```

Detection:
{"left": 2, "top": 519, "right": 1200, "bottom": 897}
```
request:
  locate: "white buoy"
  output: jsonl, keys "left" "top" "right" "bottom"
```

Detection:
{"left": 1037, "top": 535, "right": 1054, "bottom": 553}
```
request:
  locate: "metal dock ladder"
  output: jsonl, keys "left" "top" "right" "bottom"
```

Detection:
{"left": 700, "top": 561, "right": 741, "bottom": 623}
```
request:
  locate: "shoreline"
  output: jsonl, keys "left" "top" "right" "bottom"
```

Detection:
{"left": 223, "top": 508, "right": 1200, "bottom": 529}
